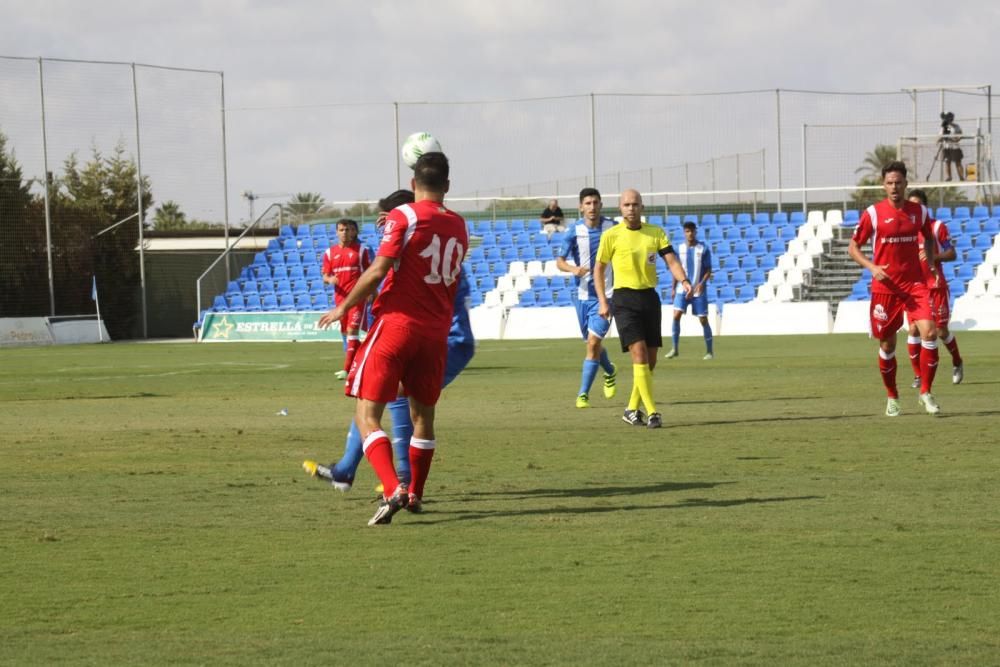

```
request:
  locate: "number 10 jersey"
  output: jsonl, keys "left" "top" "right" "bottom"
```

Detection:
{"left": 374, "top": 200, "right": 469, "bottom": 339}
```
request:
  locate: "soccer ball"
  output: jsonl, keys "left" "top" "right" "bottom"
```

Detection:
{"left": 401, "top": 132, "right": 442, "bottom": 169}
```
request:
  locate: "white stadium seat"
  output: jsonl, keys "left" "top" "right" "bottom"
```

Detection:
{"left": 965, "top": 279, "right": 987, "bottom": 298}
{"left": 785, "top": 268, "right": 805, "bottom": 286}
{"left": 526, "top": 260, "right": 544, "bottom": 277}
{"left": 756, "top": 284, "right": 775, "bottom": 302}
{"left": 543, "top": 260, "right": 564, "bottom": 276}
{"left": 805, "top": 238, "right": 825, "bottom": 256}
{"left": 496, "top": 275, "right": 514, "bottom": 291}
{"left": 513, "top": 274, "right": 532, "bottom": 292}
{"left": 777, "top": 254, "right": 797, "bottom": 271}
{"left": 775, "top": 283, "right": 795, "bottom": 302}
{"left": 807, "top": 210, "right": 825, "bottom": 226}
{"left": 484, "top": 290, "right": 502, "bottom": 307}
{"left": 795, "top": 254, "right": 814, "bottom": 271}
{"left": 825, "top": 210, "right": 843, "bottom": 226}
{"left": 508, "top": 261, "right": 526, "bottom": 277}
{"left": 787, "top": 239, "right": 806, "bottom": 256}
{"left": 767, "top": 268, "right": 785, "bottom": 286}
{"left": 815, "top": 224, "right": 834, "bottom": 241}
{"left": 501, "top": 290, "right": 520, "bottom": 307}
{"left": 987, "top": 278, "right": 1000, "bottom": 297}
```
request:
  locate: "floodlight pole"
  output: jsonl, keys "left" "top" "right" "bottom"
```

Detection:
{"left": 775, "top": 89, "right": 783, "bottom": 213}
{"left": 220, "top": 71, "right": 232, "bottom": 283}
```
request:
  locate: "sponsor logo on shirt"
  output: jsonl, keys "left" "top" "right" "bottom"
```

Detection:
{"left": 646, "top": 252, "right": 656, "bottom": 265}
{"left": 873, "top": 304, "right": 889, "bottom": 321}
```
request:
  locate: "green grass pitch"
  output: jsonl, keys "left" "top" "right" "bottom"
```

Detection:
{"left": 2, "top": 333, "right": 999, "bottom": 665}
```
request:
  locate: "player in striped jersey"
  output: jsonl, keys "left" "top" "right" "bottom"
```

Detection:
{"left": 556, "top": 188, "right": 618, "bottom": 408}
{"left": 664, "top": 221, "right": 714, "bottom": 360}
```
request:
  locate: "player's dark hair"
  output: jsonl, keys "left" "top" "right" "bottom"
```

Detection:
{"left": 908, "top": 188, "right": 928, "bottom": 205}
{"left": 882, "top": 161, "right": 908, "bottom": 179}
{"left": 683, "top": 221, "right": 697, "bottom": 231}
{"left": 378, "top": 189, "right": 415, "bottom": 213}
{"left": 579, "top": 187, "right": 601, "bottom": 202}
{"left": 413, "top": 152, "right": 449, "bottom": 191}
{"left": 336, "top": 218, "right": 358, "bottom": 231}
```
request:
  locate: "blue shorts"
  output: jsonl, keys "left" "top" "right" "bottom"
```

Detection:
{"left": 672, "top": 291, "right": 709, "bottom": 317}
{"left": 443, "top": 341, "right": 475, "bottom": 387}
{"left": 575, "top": 299, "right": 611, "bottom": 340}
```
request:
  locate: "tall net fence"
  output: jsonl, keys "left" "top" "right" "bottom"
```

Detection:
{"left": 0, "top": 56, "right": 225, "bottom": 338}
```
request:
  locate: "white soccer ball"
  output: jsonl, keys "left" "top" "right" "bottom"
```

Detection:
{"left": 401, "top": 132, "right": 442, "bottom": 169}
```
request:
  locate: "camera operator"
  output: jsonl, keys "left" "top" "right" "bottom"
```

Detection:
{"left": 938, "top": 112, "right": 964, "bottom": 181}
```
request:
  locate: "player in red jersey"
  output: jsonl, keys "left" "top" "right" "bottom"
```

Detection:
{"left": 904, "top": 189, "right": 964, "bottom": 389}
{"left": 848, "top": 161, "right": 941, "bottom": 417}
{"left": 321, "top": 218, "right": 372, "bottom": 379}
{"left": 317, "top": 152, "right": 468, "bottom": 526}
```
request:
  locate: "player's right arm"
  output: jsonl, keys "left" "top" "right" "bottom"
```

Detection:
{"left": 318, "top": 256, "right": 392, "bottom": 329}
{"left": 555, "top": 232, "right": 587, "bottom": 278}
{"left": 593, "top": 260, "right": 611, "bottom": 319}
{"left": 848, "top": 211, "right": 889, "bottom": 281}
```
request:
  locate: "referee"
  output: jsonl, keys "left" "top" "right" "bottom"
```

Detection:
{"left": 593, "top": 189, "right": 691, "bottom": 429}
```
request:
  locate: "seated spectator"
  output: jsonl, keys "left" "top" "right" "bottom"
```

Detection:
{"left": 540, "top": 199, "right": 565, "bottom": 233}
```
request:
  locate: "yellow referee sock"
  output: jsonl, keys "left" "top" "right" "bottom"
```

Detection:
{"left": 633, "top": 363, "right": 656, "bottom": 415}
{"left": 628, "top": 381, "right": 641, "bottom": 411}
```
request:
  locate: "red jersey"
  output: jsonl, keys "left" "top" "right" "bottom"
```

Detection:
{"left": 918, "top": 219, "right": 952, "bottom": 290}
{"left": 373, "top": 200, "right": 468, "bottom": 339}
{"left": 851, "top": 199, "right": 934, "bottom": 295}
{"left": 322, "top": 241, "right": 371, "bottom": 300}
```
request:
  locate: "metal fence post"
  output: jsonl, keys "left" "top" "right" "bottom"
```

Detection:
{"left": 37, "top": 58, "right": 55, "bottom": 316}
{"left": 131, "top": 63, "right": 148, "bottom": 338}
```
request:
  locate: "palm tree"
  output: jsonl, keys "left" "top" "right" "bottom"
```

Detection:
{"left": 153, "top": 200, "right": 187, "bottom": 230}
{"left": 855, "top": 144, "right": 898, "bottom": 181}
{"left": 283, "top": 192, "right": 326, "bottom": 220}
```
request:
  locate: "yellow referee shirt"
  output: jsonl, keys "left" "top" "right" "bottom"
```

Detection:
{"left": 595, "top": 222, "right": 671, "bottom": 290}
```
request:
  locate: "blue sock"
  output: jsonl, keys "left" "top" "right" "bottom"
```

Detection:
{"left": 579, "top": 359, "right": 600, "bottom": 396}
{"left": 598, "top": 348, "right": 615, "bottom": 375}
{"left": 331, "top": 421, "right": 364, "bottom": 482}
{"left": 388, "top": 397, "right": 412, "bottom": 484}
{"left": 672, "top": 318, "right": 681, "bottom": 351}
{"left": 703, "top": 321, "right": 713, "bottom": 354}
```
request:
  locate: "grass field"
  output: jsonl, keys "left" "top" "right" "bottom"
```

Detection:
{"left": 2, "top": 333, "right": 999, "bottom": 665}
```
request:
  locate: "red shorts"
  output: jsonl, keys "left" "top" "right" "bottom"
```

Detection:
{"left": 345, "top": 317, "right": 447, "bottom": 405}
{"left": 870, "top": 285, "right": 931, "bottom": 339}
{"left": 340, "top": 303, "right": 367, "bottom": 335}
{"left": 928, "top": 286, "right": 951, "bottom": 329}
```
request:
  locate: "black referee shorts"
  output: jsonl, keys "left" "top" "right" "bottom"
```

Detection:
{"left": 612, "top": 287, "right": 662, "bottom": 353}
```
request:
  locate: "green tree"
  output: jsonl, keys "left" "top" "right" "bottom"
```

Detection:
{"left": 0, "top": 130, "right": 47, "bottom": 318}
{"left": 153, "top": 200, "right": 187, "bottom": 230}
{"left": 283, "top": 192, "right": 325, "bottom": 218}
{"left": 51, "top": 142, "right": 153, "bottom": 338}
{"left": 854, "top": 144, "right": 898, "bottom": 181}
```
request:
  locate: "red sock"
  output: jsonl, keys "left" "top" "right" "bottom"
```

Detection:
{"left": 919, "top": 341, "right": 939, "bottom": 394}
{"left": 878, "top": 350, "right": 898, "bottom": 399}
{"left": 344, "top": 337, "right": 360, "bottom": 374}
{"left": 906, "top": 336, "right": 922, "bottom": 379}
{"left": 943, "top": 333, "right": 962, "bottom": 366}
{"left": 408, "top": 439, "right": 436, "bottom": 500}
{"left": 363, "top": 431, "right": 399, "bottom": 498}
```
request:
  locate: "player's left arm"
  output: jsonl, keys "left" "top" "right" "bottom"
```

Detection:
{"left": 936, "top": 225, "right": 957, "bottom": 262}
{"left": 318, "top": 256, "right": 393, "bottom": 329}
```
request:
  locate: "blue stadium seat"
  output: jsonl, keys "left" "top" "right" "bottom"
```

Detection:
{"left": 517, "top": 290, "right": 537, "bottom": 307}
{"left": 749, "top": 269, "right": 767, "bottom": 285}
{"left": 772, "top": 211, "right": 788, "bottom": 224}
{"left": 731, "top": 240, "right": 750, "bottom": 255}
{"left": 260, "top": 293, "right": 278, "bottom": 310}
{"left": 973, "top": 232, "right": 993, "bottom": 248}
{"left": 256, "top": 279, "right": 275, "bottom": 295}
{"left": 768, "top": 239, "right": 787, "bottom": 255}
{"left": 718, "top": 255, "right": 740, "bottom": 271}
{"left": 953, "top": 234, "right": 973, "bottom": 251}
{"left": 290, "top": 279, "right": 309, "bottom": 294}
{"left": 509, "top": 220, "right": 526, "bottom": 232}
{"left": 992, "top": 206, "right": 1000, "bottom": 217}
{"left": 475, "top": 221, "right": 492, "bottom": 235}
{"left": 648, "top": 215, "right": 664, "bottom": 226}
{"left": 277, "top": 293, "right": 295, "bottom": 311}
{"left": 779, "top": 225, "right": 796, "bottom": 241}
{"left": 758, "top": 255, "right": 777, "bottom": 271}
{"left": 934, "top": 207, "right": 952, "bottom": 220}
{"left": 735, "top": 213, "right": 752, "bottom": 227}
{"left": 244, "top": 294, "right": 263, "bottom": 311}
{"left": 718, "top": 213, "right": 734, "bottom": 224}
{"left": 754, "top": 212, "right": 770, "bottom": 225}
{"left": 721, "top": 225, "right": 741, "bottom": 240}
{"left": 266, "top": 250, "right": 284, "bottom": 265}
{"left": 713, "top": 240, "right": 731, "bottom": 256}
{"left": 469, "top": 291, "right": 484, "bottom": 308}
{"left": 666, "top": 215, "right": 681, "bottom": 227}
{"left": 739, "top": 256, "right": 759, "bottom": 271}
{"left": 718, "top": 286, "right": 737, "bottom": 302}
{"left": 701, "top": 214, "right": 717, "bottom": 225}
{"left": 266, "top": 238, "right": 282, "bottom": 252}
{"left": 963, "top": 247, "right": 984, "bottom": 265}
{"left": 309, "top": 292, "right": 330, "bottom": 309}
{"left": 287, "top": 265, "right": 306, "bottom": 281}
{"left": 283, "top": 250, "right": 301, "bottom": 265}
{"left": 728, "top": 270, "right": 748, "bottom": 286}
{"left": 760, "top": 226, "right": 778, "bottom": 241}
{"left": 554, "top": 287, "right": 574, "bottom": 305}
{"left": 279, "top": 225, "right": 295, "bottom": 238}
{"left": 531, "top": 276, "right": 549, "bottom": 290}
{"left": 790, "top": 211, "right": 806, "bottom": 224}
{"left": 294, "top": 293, "right": 312, "bottom": 310}
{"left": 683, "top": 214, "right": 698, "bottom": 225}
{"left": 713, "top": 269, "right": 728, "bottom": 284}
{"left": 296, "top": 225, "right": 311, "bottom": 238}
{"left": 972, "top": 206, "right": 989, "bottom": 220}
{"left": 305, "top": 264, "right": 322, "bottom": 282}
{"left": 955, "top": 264, "right": 975, "bottom": 282}
{"left": 735, "top": 285, "right": 755, "bottom": 302}
{"left": 953, "top": 206, "right": 971, "bottom": 220}
{"left": 534, "top": 290, "right": 554, "bottom": 307}
{"left": 241, "top": 280, "right": 259, "bottom": 295}
{"left": 983, "top": 218, "right": 1000, "bottom": 234}
{"left": 212, "top": 295, "right": 228, "bottom": 312}
{"left": 848, "top": 281, "right": 870, "bottom": 301}
{"left": 743, "top": 227, "right": 761, "bottom": 242}
{"left": 274, "top": 279, "right": 291, "bottom": 294}
{"left": 526, "top": 220, "right": 543, "bottom": 234}
{"left": 225, "top": 280, "right": 241, "bottom": 296}
{"left": 269, "top": 264, "right": 288, "bottom": 281}
{"left": 281, "top": 237, "right": 299, "bottom": 251}
{"left": 950, "top": 281, "right": 966, "bottom": 298}
{"left": 537, "top": 246, "right": 555, "bottom": 260}
{"left": 226, "top": 294, "right": 245, "bottom": 311}
{"left": 749, "top": 240, "right": 769, "bottom": 256}
{"left": 706, "top": 226, "right": 724, "bottom": 241}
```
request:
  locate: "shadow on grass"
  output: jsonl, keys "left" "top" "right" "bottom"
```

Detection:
{"left": 674, "top": 412, "right": 874, "bottom": 427}
{"left": 442, "top": 480, "right": 731, "bottom": 501}
{"left": 672, "top": 395, "right": 822, "bottom": 405}
{"left": 414, "top": 494, "right": 824, "bottom": 525}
